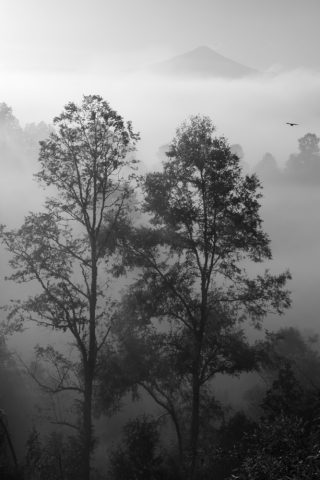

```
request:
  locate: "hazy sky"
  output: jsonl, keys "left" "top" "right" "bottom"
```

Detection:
{"left": 1, "top": 0, "right": 320, "bottom": 72}
{"left": 0, "top": 0, "right": 319, "bottom": 168}
{"left": 0, "top": 1, "right": 319, "bottom": 162}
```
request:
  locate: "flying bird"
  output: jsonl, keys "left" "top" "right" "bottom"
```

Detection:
{"left": 286, "top": 122, "right": 299, "bottom": 126}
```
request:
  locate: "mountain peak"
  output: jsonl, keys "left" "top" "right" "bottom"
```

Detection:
{"left": 193, "top": 45, "right": 213, "bottom": 52}
{"left": 149, "top": 46, "right": 258, "bottom": 79}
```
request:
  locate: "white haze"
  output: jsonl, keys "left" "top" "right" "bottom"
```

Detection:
{"left": 1, "top": 66, "right": 320, "bottom": 171}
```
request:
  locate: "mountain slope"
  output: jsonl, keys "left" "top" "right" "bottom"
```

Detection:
{"left": 149, "top": 46, "right": 258, "bottom": 78}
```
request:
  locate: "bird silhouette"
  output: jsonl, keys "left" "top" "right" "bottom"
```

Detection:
{"left": 286, "top": 122, "right": 298, "bottom": 126}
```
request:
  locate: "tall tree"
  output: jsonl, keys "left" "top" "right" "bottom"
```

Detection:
{"left": 112, "top": 116, "right": 291, "bottom": 479}
{"left": 0, "top": 95, "right": 139, "bottom": 480}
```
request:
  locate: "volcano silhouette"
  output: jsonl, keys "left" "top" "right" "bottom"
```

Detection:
{"left": 149, "top": 46, "right": 258, "bottom": 78}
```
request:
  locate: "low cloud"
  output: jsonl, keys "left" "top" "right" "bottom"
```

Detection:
{"left": 1, "top": 66, "right": 320, "bottom": 169}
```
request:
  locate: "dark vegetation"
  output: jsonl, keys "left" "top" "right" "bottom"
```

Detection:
{"left": 0, "top": 97, "right": 319, "bottom": 479}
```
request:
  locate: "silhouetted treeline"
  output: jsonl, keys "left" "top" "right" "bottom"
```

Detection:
{"left": 0, "top": 103, "right": 51, "bottom": 172}
{"left": 253, "top": 132, "right": 320, "bottom": 184}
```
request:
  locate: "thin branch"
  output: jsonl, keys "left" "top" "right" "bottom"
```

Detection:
{"left": 50, "top": 420, "right": 80, "bottom": 431}
{"left": 97, "top": 324, "right": 112, "bottom": 353}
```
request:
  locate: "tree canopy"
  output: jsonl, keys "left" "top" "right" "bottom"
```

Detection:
{"left": 102, "top": 115, "right": 291, "bottom": 479}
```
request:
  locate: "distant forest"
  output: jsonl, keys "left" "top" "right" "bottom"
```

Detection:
{"left": 0, "top": 98, "right": 320, "bottom": 480}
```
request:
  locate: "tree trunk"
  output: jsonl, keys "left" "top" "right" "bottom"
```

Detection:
{"left": 0, "top": 416, "right": 18, "bottom": 470}
{"left": 189, "top": 306, "right": 205, "bottom": 480}
{"left": 81, "top": 237, "right": 98, "bottom": 480}
{"left": 82, "top": 368, "right": 93, "bottom": 480}
{"left": 189, "top": 368, "right": 201, "bottom": 480}
{"left": 170, "top": 408, "right": 184, "bottom": 464}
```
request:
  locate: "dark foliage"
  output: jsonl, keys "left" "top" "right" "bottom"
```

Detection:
{"left": 108, "top": 416, "right": 171, "bottom": 480}
{"left": 232, "top": 329, "right": 320, "bottom": 480}
{"left": 24, "top": 428, "right": 84, "bottom": 480}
